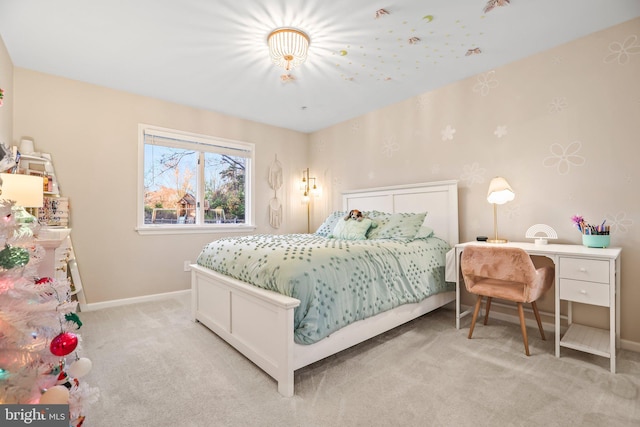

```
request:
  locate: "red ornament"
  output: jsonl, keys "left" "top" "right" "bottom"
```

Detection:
{"left": 36, "top": 277, "right": 53, "bottom": 285}
{"left": 50, "top": 332, "right": 78, "bottom": 357}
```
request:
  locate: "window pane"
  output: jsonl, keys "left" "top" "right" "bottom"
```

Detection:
{"left": 203, "top": 152, "right": 246, "bottom": 224}
{"left": 144, "top": 144, "right": 198, "bottom": 225}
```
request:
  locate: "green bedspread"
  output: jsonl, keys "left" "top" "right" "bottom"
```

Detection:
{"left": 196, "top": 234, "right": 452, "bottom": 344}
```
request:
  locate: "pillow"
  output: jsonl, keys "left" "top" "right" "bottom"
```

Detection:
{"left": 315, "top": 211, "right": 346, "bottom": 237}
{"left": 329, "top": 218, "right": 374, "bottom": 240}
{"left": 367, "top": 212, "right": 427, "bottom": 240}
{"left": 414, "top": 226, "right": 434, "bottom": 239}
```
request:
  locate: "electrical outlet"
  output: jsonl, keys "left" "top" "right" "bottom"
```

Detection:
{"left": 183, "top": 261, "right": 191, "bottom": 272}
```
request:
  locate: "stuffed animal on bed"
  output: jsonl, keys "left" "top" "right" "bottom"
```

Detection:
{"left": 330, "top": 209, "right": 375, "bottom": 240}
{"left": 344, "top": 209, "right": 364, "bottom": 221}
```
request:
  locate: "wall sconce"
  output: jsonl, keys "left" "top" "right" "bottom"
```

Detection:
{"left": 301, "top": 168, "right": 320, "bottom": 232}
{"left": 486, "top": 176, "right": 515, "bottom": 243}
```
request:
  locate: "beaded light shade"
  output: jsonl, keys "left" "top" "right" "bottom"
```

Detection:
{"left": 267, "top": 28, "right": 310, "bottom": 71}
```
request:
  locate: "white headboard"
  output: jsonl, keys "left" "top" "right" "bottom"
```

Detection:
{"left": 342, "top": 180, "right": 459, "bottom": 245}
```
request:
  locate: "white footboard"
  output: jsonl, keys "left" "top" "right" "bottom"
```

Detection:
{"left": 191, "top": 264, "right": 300, "bottom": 397}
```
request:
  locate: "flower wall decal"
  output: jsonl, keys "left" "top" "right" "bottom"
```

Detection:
{"left": 416, "top": 95, "right": 430, "bottom": 111}
{"left": 548, "top": 97, "right": 568, "bottom": 113}
{"left": 441, "top": 125, "right": 456, "bottom": 141}
{"left": 473, "top": 71, "right": 499, "bottom": 96}
{"left": 605, "top": 211, "right": 633, "bottom": 233}
{"left": 543, "top": 141, "right": 586, "bottom": 175}
{"left": 494, "top": 125, "right": 507, "bottom": 138}
{"left": 604, "top": 34, "right": 640, "bottom": 65}
{"left": 460, "top": 162, "right": 486, "bottom": 186}
{"left": 381, "top": 135, "right": 399, "bottom": 157}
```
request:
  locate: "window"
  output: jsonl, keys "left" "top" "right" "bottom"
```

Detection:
{"left": 137, "top": 124, "right": 254, "bottom": 234}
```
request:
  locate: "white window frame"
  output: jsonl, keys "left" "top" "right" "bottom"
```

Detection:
{"left": 136, "top": 124, "right": 255, "bottom": 235}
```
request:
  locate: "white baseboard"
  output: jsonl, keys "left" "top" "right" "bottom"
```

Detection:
{"left": 461, "top": 303, "right": 639, "bottom": 353}
{"left": 81, "top": 289, "right": 190, "bottom": 312}
{"left": 621, "top": 338, "right": 640, "bottom": 353}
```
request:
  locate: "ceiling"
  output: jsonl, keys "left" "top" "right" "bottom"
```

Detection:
{"left": 1, "top": 1, "right": 639, "bottom": 133}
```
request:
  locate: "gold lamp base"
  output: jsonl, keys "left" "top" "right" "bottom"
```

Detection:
{"left": 487, "top": 238, "right": 508, "bottom": 244}
{"left": 488, "top": 203, "right": 508, "bottom": 244}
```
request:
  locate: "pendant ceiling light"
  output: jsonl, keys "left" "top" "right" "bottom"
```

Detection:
{"left": 267, "top": 28, "right": 310, "bottom": 71}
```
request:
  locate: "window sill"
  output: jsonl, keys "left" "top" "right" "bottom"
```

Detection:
{"left": 136, "top": 224, "right": 256, "bottom": 236}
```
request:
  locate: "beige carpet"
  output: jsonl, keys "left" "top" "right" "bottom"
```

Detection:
{"left": 78, "top": 294, "right": 640, "bottom": 426}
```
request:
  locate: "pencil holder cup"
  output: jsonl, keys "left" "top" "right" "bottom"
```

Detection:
{"left": 582, "top": 234, "right": 610, "bottom": 248}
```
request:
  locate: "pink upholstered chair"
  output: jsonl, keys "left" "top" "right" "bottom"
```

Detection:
{"left": 460, "top": 246, "right": 555, "bottom": 356}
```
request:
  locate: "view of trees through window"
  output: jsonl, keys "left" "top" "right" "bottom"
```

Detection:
{"left": 144, "top": 143, "right": 246, "bottom": 225}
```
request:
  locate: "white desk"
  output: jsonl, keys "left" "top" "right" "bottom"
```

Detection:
{"left": 454, "top": 241, "right": 621, "bottom": 373}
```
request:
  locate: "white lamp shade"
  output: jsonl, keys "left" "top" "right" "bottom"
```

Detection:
{"left": 19, "top": 139, "right": 35, "bottom": 154}
{"left": 0, "top": 173, "right": 44, "bottom": 207}
{"left": 487, "top": 177, "right": 515, "bottom": 205}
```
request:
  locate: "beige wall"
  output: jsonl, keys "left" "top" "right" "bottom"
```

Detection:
{"left": 0, "top": 34, "right": 12, "bottom": 146}
{"left": 310, "top": 18, "right": 640, "bottom": 345}
{"left": 12, "top": 68, "right": 309, "bottom": 304}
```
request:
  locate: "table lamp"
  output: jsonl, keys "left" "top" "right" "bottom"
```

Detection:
{"left": 0, "top": 173, "right": 44, "bottom": 223}
{"left": 486, "top": 176, "right": 515, "bottom": 243}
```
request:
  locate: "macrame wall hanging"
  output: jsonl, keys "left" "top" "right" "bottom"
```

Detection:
{"left": 268, "top": 155, "right": 283, "bottom": 228}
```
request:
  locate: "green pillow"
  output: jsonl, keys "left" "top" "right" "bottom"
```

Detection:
{"left": 315, "top": 211, "right": 346, "bottom": 237}
{"left": 329, "top": 218, "right": 374, "bottom": 240}
{"left": 414, "top": 226, "right": 434, "bottom": 239}
{"left": 367, "top": 212, "right": 427, "bottom": 241}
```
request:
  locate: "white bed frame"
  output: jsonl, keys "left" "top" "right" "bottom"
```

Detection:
{"left": 191, "top": 180, "right": 459, "bottom": 396}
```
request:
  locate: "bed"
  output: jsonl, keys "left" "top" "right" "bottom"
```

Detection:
{"left": 191, "top": 180, "right": 459, "bottom": 396}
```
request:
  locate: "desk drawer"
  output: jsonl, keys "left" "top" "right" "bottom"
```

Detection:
{"left": 560, "top": 279, "right": 609, "bottom": 306}
{"left": 559, "top": 257, "right": 609, "bottom": 283}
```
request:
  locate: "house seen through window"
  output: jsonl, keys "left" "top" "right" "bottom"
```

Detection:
{"left": 138, "top": 125, "right": 254, "bottom": 233}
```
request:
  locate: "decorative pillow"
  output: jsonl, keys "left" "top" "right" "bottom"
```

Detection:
{"left": 364, "top": 211, "right": 391, "bottom": 238}
{"left": 367, "top": 212, "right": 427, "bottom": 240}
{"left": 414, "top": 226, "right": 434, "bottom": 239}
{"left": 315, "top": 211, "right": 346, "bottom": 237}
{"left": 329, "top": 218, "right": 374, "bottom": 240}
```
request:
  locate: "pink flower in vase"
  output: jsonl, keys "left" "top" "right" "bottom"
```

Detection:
{"left": 571, "top": 215, "right": 584, "bottom": 231}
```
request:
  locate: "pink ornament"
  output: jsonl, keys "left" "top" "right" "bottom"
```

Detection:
{"left": 50, "top": 332, "right": 78, "bottom": 357}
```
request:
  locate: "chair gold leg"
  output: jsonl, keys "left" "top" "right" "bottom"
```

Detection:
{"left": 531, "top": 301, "right": 546, "bottom": 340}
{"left": 469, "top": 295, "right": 483, "bottom": 339}
{"left": 517, "top": 302, "right": 530, "bottom": 356}
{"left": 484, "top": 297, "right": 492, "bottom": 325}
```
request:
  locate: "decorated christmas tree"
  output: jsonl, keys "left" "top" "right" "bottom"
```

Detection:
{"left": 0, "top": 198, "right": 97, "bottom": 426}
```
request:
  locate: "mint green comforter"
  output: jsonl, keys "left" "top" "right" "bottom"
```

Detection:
{"left": 196, "top": 234, "right": 452, "bottom": 344}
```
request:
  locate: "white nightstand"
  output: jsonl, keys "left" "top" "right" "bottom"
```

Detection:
{"left": 454, "top": 241, "right": 621, "bottom": 372}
